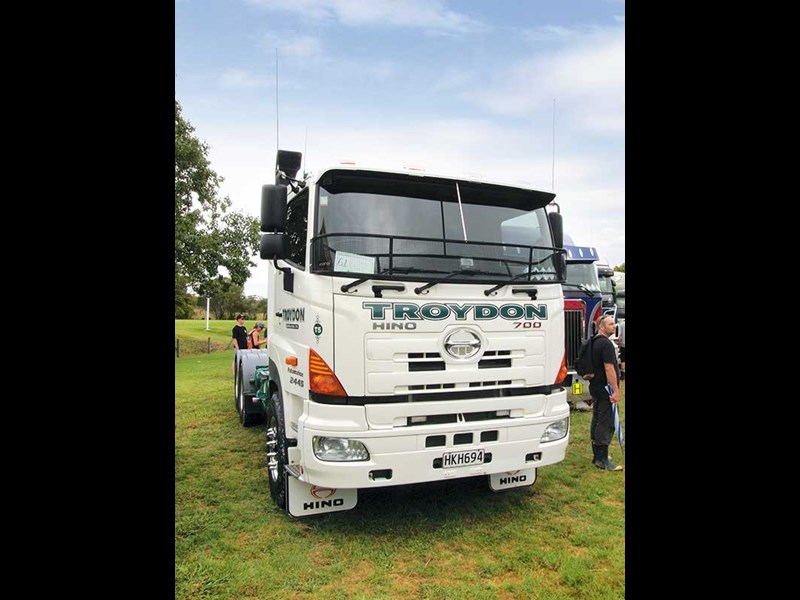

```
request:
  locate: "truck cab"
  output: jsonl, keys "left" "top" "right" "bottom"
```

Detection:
{"left": 596, "top": 260, "right": 617, "bottom": 311}
{"left": 251, "top": 150, "right": 573, "bottom": 516}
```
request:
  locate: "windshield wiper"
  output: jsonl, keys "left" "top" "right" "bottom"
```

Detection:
{"left": 414, "top": 269, "right": 503, "bottom": 295}
{"left": 340, "top": 266, "right": 446, "bottom": 293}
{"left": 562, "top": 283, "right": 597, "bottom": 296}
{"left": 483, "top": 270, "right": 544, "bottom": 296}
{"left": 482, "top": 251, "right": 560, "bottom": 296}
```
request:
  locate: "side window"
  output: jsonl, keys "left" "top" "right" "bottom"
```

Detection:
{"left": 285, "top": 190, "right": 308, "bottom": 268}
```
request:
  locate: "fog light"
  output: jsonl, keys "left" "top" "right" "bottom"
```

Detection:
{"left": 312, "top": 436, "right": 369, "bottom": 461}
{"left": 540, "top": 417, "right": 569, "bottom": 442}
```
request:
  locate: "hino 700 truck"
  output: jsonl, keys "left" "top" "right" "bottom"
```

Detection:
{"left": 235, "top": 150, "right": 572, "bottom": 517}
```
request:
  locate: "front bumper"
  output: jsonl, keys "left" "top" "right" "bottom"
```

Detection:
{"left": 295, "top": 388, "right": 570, "bottom": 488}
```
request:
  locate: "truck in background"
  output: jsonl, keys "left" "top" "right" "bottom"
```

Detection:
{"left": 558, "top": 235, "right": 610, "bottom": 411}
{"left": 596, "top": 260, "right": 617, "bottom": 312}
{"left": 237, "top": 149, "right": 573, "bottom": 517}
{"left": 613, "top": 272, "right": 625, "bottom": 379}
{"left": 613, "top": 271, "right": 625, "bottom": 320}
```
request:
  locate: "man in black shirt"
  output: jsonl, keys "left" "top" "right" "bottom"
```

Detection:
{"left": 231, "top": 314, "right": 248, "bottom": 350}
{"left": 231, "top": 314, "right": 248, "bottom": 373}
{"left": 589, "top": 313, "right": 623, "bottom": 471}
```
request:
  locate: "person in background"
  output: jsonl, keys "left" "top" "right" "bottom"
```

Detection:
{"left": 590, "top": 313, "right": 623, "bottom": 471}
{"left": 231, "top": 314, "right": 248, "bottom": 373}
{"left": 248, "top": 321, "right": 268, "bottom": 350}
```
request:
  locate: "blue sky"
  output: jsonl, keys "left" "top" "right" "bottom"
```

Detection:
{"left": 176, "top": 0, "right": 625, "bottom": 297}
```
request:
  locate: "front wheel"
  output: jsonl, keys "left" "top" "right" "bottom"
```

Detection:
{"left": 266, "top": 391, "right": 288, "bottom": 510}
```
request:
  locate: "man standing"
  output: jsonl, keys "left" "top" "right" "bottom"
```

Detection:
{"left": 232, "top": 314, "right": 248, "bottom": 350}
{"left": 590, "top": 313, "right": 623, "bottom": 471}
{"left": 231, "top": 314, "right": 248, "bottom": 373}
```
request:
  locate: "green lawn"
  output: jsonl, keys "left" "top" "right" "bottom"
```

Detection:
{"left": 175, "top": 319, "right": 267, "bottom": 356}
{"left": 176, "top": 350, "right": 625, "bottom": 599}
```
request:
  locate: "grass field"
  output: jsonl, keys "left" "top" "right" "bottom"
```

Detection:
{"left": 176, "top": 349, "right": 625, "bottom": 599}
{"left": 175, "top": 319, "right": 265, "bottom": 356}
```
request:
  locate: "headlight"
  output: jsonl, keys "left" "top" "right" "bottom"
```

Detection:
{"left": 540, "top": 417, "right": 569, "bottom": 442}
{"left": 312, "top": 436, "right": 370, "bottom": 461}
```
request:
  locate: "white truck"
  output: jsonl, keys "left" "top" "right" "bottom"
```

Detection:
{"left": 238, "top": 150, "right": 572, "bottom": 517}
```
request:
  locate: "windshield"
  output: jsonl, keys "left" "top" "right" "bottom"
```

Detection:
{"left": 598, "top": 274, "right": 615, "bottom": 306}
{"left": 599, "top": 275, "right": 614, "bottom": 295}
{"left": 565, "top": 262, "right": 601, "bottom": 292}
{"left": 311, "top": 170, "right": 564, "bottom": 283}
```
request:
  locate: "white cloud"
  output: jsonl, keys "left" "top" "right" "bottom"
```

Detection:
{"left": 429, "top": 68, "right": 477, "bottom": 94}
{"left": 550, "top": 185, "right": 625, "bottom": 268}
{"left": 254, "top": 29, "right": 323, "bottom": 57}
{"left": 244, "top": 0, "right": 484, "bottom": 33}
{"left": 244, "top": 0, "right": 331, "bottom": 20}
{"left": 218, "top": 68, "right": 270, "bottom": 89}
{"left": 282, "top": 35, "right": 325, "bottom": 59}
{"left": 547, "top": 31, "right": 625, "bottom": 95}
{"left": 523, "top": 25, "right": 576, "bottom": 43}
{"left": 363, "top": 60, "right": 396, "bottom": 81}
{"left": 465, "top": 25, "right": 624, "bottom": 135}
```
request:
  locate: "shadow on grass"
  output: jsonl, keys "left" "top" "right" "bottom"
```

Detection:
{"left": 294, "top": 475, "right": 535, "bottom": 537}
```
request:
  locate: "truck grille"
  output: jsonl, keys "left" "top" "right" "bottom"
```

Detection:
{"left": 364, "top": 334, "right": 544, "bottom": 395}
{"left": 565, "top": 309, "right": 584, "bottom": 369}
{"left": 407, "top": 350, "right": 513, "bottom": 372}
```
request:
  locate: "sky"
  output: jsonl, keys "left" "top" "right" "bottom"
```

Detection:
{"left": 175, "top": 0, "right": 625, "bottom": 298}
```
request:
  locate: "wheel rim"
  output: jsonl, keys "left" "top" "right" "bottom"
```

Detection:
{"left": 266, "top": 416, "right": 278, "bottom": 482}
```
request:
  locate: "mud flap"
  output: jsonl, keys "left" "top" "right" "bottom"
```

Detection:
{"left": 488, "top": 467, "right": 537, "bottom": 491}
{"left": 286, "top": 473, "right": 358, "bottom": 517}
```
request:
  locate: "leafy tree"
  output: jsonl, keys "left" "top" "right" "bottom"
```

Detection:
{"left": 175, "top": 274, "right": 196, "bottom": 319}
{"left": 614, "top": 263, "right": 625, "bottom": 272}
{"left": 175, "top": 100, "right": 260, "bottom": 303}
{"left": 242, "top": 295, "right": 268, "bottom": 320}
{"left": 204, "top": 277, "right": 239, "bottom": 320}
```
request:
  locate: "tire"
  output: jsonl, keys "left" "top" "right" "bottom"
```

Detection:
{"left": 266, "top": 390, "right": 288, "bottom": 510}
{"left": 234, "top": 360, "right": 241, "bottom": 413}
{"left": 238, "top": 364, "right": 260, "bottom": 427}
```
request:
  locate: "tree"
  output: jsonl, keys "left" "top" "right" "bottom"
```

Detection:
{"left": 175, "top": 100, "right": 260, "bottom": 304}
{"left": 202, "top": 277, "right": 244, "bottom": 320}
{"left": 175, "top": 274, "right": 196, "bottom": 319}
{"left": 614, "top": 263, "right": 625, "bottom": 272}
{"left": 242, "top": 295, "right": 268, "bottom": 320}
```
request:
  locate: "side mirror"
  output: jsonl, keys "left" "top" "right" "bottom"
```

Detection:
{"left": 555, "top": 252, "right": 567, "bottom": 280}
{"left": 260, "top": 233, "right": 288, "bottom": 260}
{"left": 261, "top": 185, "right": 287, "bottom": 232}
{"left": 275, "top": 150, "right": 302, "bottom": 185}
{"left": 548, "top": 212, "right": 563, "bottom": 248}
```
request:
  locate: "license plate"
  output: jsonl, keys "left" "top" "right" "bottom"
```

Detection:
{"left": 442, "top": 449, "right": 485, "bottom": 468}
